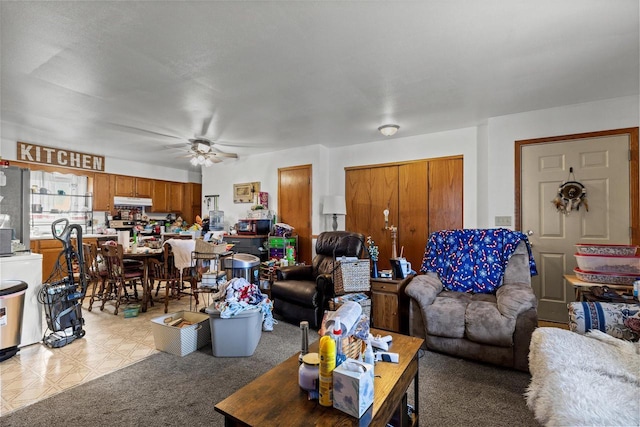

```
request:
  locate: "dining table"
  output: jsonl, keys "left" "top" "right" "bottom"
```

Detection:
{"left": 122, "top": 247, "right": 163, "bottom": 312}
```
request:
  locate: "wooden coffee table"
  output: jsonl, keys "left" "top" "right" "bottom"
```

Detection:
{"left": 215, "top": 329, "right": 424, "bottom": 426}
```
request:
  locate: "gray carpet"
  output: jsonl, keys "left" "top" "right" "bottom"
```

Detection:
{"left": 2, "top": 320, "right": 538, "bottom": 426}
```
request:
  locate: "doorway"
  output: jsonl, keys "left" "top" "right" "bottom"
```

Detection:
{"left": 278, "top": 165, "right": 312, "bottom": 265}
{"left": 516, "top": 128, "right": 639, "bottom": 322}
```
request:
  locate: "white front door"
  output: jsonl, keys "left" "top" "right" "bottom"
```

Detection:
{"left": 520, "top": 132, "right": 633, "bottom": 322}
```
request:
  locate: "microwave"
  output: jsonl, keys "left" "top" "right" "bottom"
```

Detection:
{"left": 236, "top": 219, "right": 272, "bottom": 235}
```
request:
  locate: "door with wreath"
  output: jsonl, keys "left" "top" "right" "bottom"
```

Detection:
{"left": 518, "top": 129, "right": 638, "bottom": 322}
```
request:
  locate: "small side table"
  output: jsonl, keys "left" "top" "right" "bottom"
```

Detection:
{"left": 564, "top": 274, "right": 634, "bottom": 302}
{"left": 370, "top": 275, "right": 413, "bottom": 334}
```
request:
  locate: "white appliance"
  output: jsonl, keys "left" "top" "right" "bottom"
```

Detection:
{"left": 113, "top": 196, "right": 153, "bottom": 207}
{"left": 0, "top": 253, "right": 44, "bottom": 347}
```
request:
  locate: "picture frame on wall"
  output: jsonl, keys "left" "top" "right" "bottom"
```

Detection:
{"left": 233, "top": 182, "right": 260, "bottom": 203}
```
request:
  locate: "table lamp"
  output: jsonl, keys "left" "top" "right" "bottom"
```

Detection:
{"left": 322, "top": 195, "right": 346, "bottom": 231}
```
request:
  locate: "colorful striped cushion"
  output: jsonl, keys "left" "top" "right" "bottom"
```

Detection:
{"left": 568, "top": 302, "right": 640, "bottom": 341}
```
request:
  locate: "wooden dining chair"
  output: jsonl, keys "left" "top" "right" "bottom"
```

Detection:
{"left": 100, "top": 243, "right": 144, "bottom": 315}
{"left": 150, "top": 244, "right": 194, "bottom": 313}
{"left": 82, "top": 242, "right": 108, "bottom": 311}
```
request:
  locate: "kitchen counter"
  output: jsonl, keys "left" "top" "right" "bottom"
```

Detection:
{"left": 30, "top": 233, "right": 116, "bottom": 240}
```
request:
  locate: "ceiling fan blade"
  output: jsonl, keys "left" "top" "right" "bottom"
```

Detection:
{"left": 164, "top": 143, "right": 189, "bottom": 150}
{"left": 211, "top": 140, "right": 261, "bottom": 148}
{"left": 212, "top": 152, "right": 238, "bottom": 158}
{"left": 102, "top": 122, "right": 183, "bottom": 139}
{"left": 201, "top": 115, "right": 214, "bottom": 137}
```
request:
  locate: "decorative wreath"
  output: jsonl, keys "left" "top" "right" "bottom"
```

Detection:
{"left": 552, "top": 180, "right": 588, "bottom": 214}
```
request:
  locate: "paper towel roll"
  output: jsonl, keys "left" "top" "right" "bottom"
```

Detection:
{"left": 326, "top": 301, "right": 362, "bottom": 335}
{"left": 117, "top": 230, "right": 130, "bottom": 250}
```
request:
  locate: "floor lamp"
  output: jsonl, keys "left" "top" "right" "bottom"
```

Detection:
{"left": 322, "top": 195, "right": 346, "bottom": 231}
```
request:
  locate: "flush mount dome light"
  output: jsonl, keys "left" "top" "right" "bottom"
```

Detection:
{"left": 378, "top": 124, "right": 399, "bottom": 136}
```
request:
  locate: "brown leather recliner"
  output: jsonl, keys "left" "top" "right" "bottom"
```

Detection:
{"left": 271, "top": 231, "right": 365, "bottom": 329}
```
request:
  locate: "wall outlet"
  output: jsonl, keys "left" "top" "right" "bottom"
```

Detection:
{"left": 495, "top": 216, "right": 512, "bottom": 226}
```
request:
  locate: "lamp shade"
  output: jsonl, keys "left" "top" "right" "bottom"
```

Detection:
{"left": 322, "top": 195, "right": 347, "bottom": 215}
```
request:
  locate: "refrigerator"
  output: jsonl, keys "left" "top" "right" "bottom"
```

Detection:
{"left": 0, "top": 166, "right": 31, "bottom": 253}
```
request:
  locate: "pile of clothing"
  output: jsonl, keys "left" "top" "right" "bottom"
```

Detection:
{"left": 211, "top": 277, "right": 276, "bottom": 331}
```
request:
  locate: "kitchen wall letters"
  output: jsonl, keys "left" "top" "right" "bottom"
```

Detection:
{"left": 17, "top": 141, "right": 105, "bottom": 171}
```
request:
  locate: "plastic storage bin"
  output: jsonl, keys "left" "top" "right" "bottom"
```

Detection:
{"left": 205, "top": 305, "right": 262, "bottom": 357}
{"left": 574, "top": 254, "right": 640, "bottom": 274}
{"left": 151, "top": 311, "right": 211, "bottom": 356}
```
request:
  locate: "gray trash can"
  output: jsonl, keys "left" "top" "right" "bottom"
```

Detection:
{"left": 224, "top": 253, "right": 260, "bottom": 284}
{"left": 0, "top": 280, "right": 28, "bottom": 362}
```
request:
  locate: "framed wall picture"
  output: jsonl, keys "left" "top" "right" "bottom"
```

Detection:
{"left": 233, "top": 182, "right": 260, "bottom": 203}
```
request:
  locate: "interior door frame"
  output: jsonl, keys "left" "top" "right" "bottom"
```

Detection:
{"left": 514, "top": 127, "right": 639, "bottom": 245}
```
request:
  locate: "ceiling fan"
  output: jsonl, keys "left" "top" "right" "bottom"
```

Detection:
{"left": 183, "top": 137, "right": 238, "bottom": 167}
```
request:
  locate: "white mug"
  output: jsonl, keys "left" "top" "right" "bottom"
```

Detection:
{"left": 399, "top": 258, "right": 411, "bottom": 275}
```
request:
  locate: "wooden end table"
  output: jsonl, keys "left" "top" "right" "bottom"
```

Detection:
{"left": 215, "top": 329, "right": 424, "bottom": 426}
{"left": 370, "top": 276, "right": 413, "bottom": 334}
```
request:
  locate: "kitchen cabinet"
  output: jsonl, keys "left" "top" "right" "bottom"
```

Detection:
{"left": 113, "top": 175, "right": 152, "bottom": 198}
{"left": 370, "top": 276, "right": 412, "bottom": 334}
{"left": 182, "top": 183, "right": 202, "bottom": 224}
{"left": 150, "top": 180, "right": 169, "bottom": 212}
{"left": 31, "top": 238, "right": 63, "bottom": 283}
{"left": 168, "top": 182, "right": 184, "bottom": 212}
{"left": 31, "top": 237, "right": 97, "bottom": 282}
{"left": 92, "top": 172, "right": 112, "bottom": 211}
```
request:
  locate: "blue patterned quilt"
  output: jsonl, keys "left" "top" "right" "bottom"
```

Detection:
{"left": 420, "top": 228, "right": 537, "bottom": 294}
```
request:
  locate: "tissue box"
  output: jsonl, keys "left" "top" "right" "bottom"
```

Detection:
{"left": 333, "top": 358, "right": 374, "bottom": 418}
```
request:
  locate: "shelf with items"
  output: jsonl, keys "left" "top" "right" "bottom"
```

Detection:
{"left": 30, "top": 192, "right": 94, "bottom": 237}
{"left": 267, "top": 235, "right": 298, "bottom": 262}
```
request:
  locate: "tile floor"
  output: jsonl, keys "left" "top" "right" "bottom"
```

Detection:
{"left": 0, "top": 291, "right": 208, "bottom": 416}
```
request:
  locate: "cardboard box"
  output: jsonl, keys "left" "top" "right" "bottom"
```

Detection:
{"left": 333, "top": 358, "right": 374, "bottom": 418}
{"left": 151, "top": 311, "right": 211, "bottom": 356}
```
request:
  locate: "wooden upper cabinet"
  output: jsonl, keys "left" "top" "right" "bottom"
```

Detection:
{"left": 113, "top": 175, "right": 152, "bottom": 197}
{"left": 114, "top": 175, "right": 135, "bottom": 196}
{"left": 182, "top": 183, "right": 202, "bottom": 223}
{"left": 150, "top": 180, "right": 168, "bottom": 212}
{"left": 92, "top": 172, "right": 113, "bottom": 211}
{"left": 168, "top": 182, "right": 184, "bottom": 212}
{"left": 134, "top": 178, "right": 153, "bottom": 198}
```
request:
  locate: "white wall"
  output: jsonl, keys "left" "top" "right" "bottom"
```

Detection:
{"left": 484, "top": 95, "right": 639, "bottom": 228}
{"left": 200, "top": 144, "right": 331, "bottom": 232}
{"left": 0, "top": 137, "right": 200, "bottom": 183}
{"left": 200, "top": 95, "right": 639, "bottom": 235}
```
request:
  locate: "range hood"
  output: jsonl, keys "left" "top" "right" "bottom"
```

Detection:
{"left": 113, "top": 196, "right": 153, "bottom": 207}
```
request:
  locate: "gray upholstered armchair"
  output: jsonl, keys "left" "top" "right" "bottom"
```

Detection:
{"left": 405, "top": 229, "right": 538, "bottom": 372}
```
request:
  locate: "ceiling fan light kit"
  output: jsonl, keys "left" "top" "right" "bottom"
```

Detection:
{"left": 178, "top": 137, "right": 239, "bottom": 167}
{"left": 378, "top": 124, "right": 399, "bottom": 136}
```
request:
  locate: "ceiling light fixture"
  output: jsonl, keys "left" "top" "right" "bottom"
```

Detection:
{"left": 378, "top": 124, "right": 399, "bottom": 136}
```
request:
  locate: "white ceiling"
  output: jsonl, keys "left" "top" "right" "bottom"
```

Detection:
{"left": 1, "top": 1, "right": 638, "bottom": 170}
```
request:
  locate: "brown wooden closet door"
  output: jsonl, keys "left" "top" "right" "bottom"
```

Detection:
{"left": 345, "top": 168, "right": 371, "bottom": 235}
{"left": 278, "top": 165, "right": 312, "bottom": 265}
{"left": 399, "top": 162, "right": 428, "bottom": 272}
{"left": 370, "top": 166, "right": 399, "bottom": 270}
{"left": 428, "top": 158, "right": 463, "bottom": 234}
